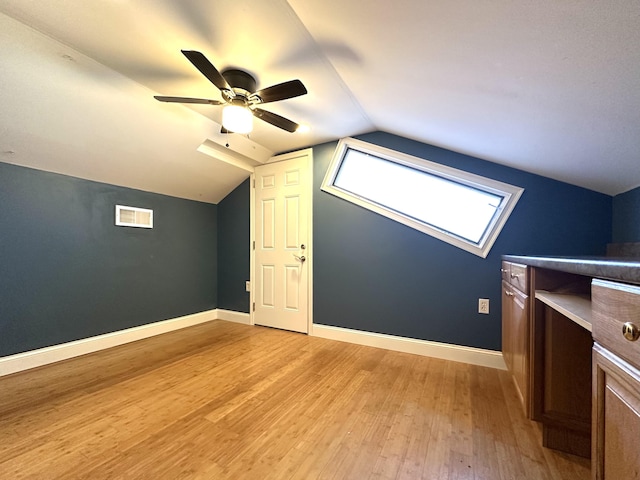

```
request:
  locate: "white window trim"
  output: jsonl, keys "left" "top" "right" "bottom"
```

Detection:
{"left": 321, "top": 137, "right": 523, "bottom": 258}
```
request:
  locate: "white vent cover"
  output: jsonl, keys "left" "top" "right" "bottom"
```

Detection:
{"left": 115, "top": 205, "right": 153, "bottom": 228}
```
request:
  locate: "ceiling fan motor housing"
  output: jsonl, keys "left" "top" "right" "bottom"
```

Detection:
{"left": 221, "top": 69, "right": 257, "bottom": 96}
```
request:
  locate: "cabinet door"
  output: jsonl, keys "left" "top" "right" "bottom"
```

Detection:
{"left": 502, "top": 280, "right": 514, "bottom": 372}
{"left": 511, "top": 286, "right": 529, "bottom": 412}
{"left": 502, "top": 280, "right": 530, "bottom": 415}
{"left": 593, "top": 343, "right": 640, "bottom": 480}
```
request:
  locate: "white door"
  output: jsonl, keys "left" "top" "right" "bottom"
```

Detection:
{"left": 253, "top": 150, "right": 311, "bottom": 333}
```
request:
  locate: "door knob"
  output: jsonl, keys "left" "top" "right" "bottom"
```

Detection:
{"left": 293, "top": 254, "right": 306, "bottom": 262}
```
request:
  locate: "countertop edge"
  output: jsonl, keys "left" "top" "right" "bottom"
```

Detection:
{"left": 502, "top": 255, "right": 640, "bottom": 285}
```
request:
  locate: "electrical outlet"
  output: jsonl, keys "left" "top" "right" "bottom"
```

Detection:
{"left": 245, "top": 281, "right": 251, "bottom": 292}
{"left": 478, "top": 298, "right": 490, "bottom": 314}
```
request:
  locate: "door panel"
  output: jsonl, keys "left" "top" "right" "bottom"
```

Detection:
{"left": 254, "top": 152, "right": 310, "bottom": 333}
{"left": 261, "top": 199, "right": 275, "bottom": 249}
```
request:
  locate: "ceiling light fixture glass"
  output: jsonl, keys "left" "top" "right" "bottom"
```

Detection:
{"left": 222, "top": 102, "right": 253, "bottom": 134}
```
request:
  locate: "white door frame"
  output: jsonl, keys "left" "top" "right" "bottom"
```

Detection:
{"left": 249, "top": 148, "right": 314, "bottom": 333}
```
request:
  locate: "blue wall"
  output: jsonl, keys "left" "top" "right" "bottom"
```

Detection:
{"left": 1, "top": 130, "right": 618, "bottom": 357}
{"left": 0, "top": 163, "right": 218, "bottom": 357}
{"left": 313, "top": 132, "right": 612, "bottom": 350}
{"left": 217, "top": 178, "right": 250, "bottom": 312}
{"left": 613, "top": 185, "right": 640, "bottom": 242}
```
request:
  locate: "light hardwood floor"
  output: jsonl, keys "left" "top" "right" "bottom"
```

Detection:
{"left": 0, "top": 320, "right": 589, "bottom": 479}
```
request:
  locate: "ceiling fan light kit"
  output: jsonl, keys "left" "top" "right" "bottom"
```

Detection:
{"left": 154, "top": 50, "right": 307, "bottom": 134}
{"left": 222, "top": 103, "right": 253, "bottom": 134}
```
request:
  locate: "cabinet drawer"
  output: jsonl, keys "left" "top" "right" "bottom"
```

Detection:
{"left": 501, "top": 262, "right": 510, "bottom": 282}
{"left": 509, "top": 263, "right": 528, "bottom": 292}
{"left": 592, "top": 279, "right": 640, "bottom": 369}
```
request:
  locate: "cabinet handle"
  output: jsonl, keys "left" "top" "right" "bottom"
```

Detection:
{"left": 500, "top": 268, "right": 508, "bottom": 273}
{"left": 510, "top": 273, "right": 519, "bottom": 278}
{"left": 622, "top": 322, "right": 640, "bottom": 342}
{"left": 505, "top": 291, "right": 514, "bottom": 297}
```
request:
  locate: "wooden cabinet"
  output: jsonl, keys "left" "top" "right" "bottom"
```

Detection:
{"left": 502, "top": 261, "right": 593, "bottom": 456}
{"left": 501, "top": 255, "right": 640, "bottom": 473}
{"left": 534, "top": 297, "right": 593, "bottom": 457}
{"left": 530, "top": 269, "right": 593, "bottom": 458}
{"left": 592, "top": 280, "right": 640, "bottom": 479}
{"left": 502, "top": 261, "right": 531, "bottom": 416}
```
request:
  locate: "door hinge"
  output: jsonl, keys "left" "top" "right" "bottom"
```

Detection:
{"left": 253, "top": 302, "right": 256, "bottom": 312}
{"left": 253, "top": 178, "right": 255, "bottom": 188}
{"left": 253, "top": 240, "right": 255, "bottom": 250}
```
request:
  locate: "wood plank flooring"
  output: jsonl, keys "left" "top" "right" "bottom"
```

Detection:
{"left": 0, "top": 320, "right": 590, "bottom": 479}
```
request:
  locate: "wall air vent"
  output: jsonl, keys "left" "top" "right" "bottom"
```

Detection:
{"left": 115, "top": 205, "right": 153, "bottom": 228}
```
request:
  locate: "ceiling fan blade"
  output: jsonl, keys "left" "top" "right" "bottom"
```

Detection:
{"left": 181, "top": 50, "right": 231, "bottom": 92}
{"left": 253, "top": 108, "right": 299, "bottom": 133}
{"left": 254, "top": 80, "right": 307, "bottom": 103}
{"left": 154, "top": 96, "right": 223, "bottom": 105}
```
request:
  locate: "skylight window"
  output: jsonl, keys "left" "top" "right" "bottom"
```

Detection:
{"left": 321, "top": 138, "right": 524, "bottom": 257}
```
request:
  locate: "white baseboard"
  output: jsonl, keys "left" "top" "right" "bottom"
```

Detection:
{"left": 1, "top": 310, "right": 504, "bottom": 377}
{"left": 0, "top": 309, "right": 218, "bottom": 377}
{"left": 216, "top": 309, "right": 252, "bottom": 325}
{"left": 311, "top": 324, "right": 506, "bottom": 370}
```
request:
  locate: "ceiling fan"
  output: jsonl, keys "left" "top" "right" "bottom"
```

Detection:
{"left": 154, "top": 50, "right": 307, "bottom": 134}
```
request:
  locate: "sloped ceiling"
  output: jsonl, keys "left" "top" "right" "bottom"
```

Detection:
{"left": 1, "top": 1, "right": 639, "bottom": 203}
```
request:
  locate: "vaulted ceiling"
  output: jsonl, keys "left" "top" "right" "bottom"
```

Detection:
{"left": 1, "top": 1, "right": 639, "bottom": 203}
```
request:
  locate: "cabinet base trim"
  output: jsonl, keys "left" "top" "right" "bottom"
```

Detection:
{"left": 543, "top": 423, "right": 591, "bottom": 459}
{"left": 312, "top": 324, "right": 507, "bottom": 370}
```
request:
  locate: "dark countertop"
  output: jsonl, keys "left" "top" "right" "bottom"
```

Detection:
{"left": 503, "top": 255, "right": 640, "bottom": 285}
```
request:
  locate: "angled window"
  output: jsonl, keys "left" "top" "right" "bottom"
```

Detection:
{"left": 321, "top": 138, "right": 523, "bottom": 257}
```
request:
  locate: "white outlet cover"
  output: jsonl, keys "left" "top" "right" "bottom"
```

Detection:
{"left": 478, "top": 298, "right": 490, "bottom": 314}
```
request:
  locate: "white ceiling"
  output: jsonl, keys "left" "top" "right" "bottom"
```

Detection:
{"left": 1, "top": 1, "right": 639, "bottom": 203}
